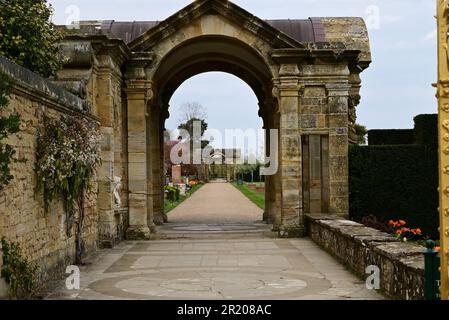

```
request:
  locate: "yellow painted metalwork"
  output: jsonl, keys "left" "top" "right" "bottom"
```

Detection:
{"left": 437, "top": 0, "right": 449, "bottom": 301}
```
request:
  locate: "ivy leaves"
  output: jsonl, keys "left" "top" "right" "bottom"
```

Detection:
{"left": 0, "top": 237, "right": 38, "bottom": 299}
{"left": 0, "top": 72, "right": 20, "bottom": 191}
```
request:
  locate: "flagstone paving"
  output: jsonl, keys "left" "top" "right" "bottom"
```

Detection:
{"left": 45, "top": 183, "right": 383, "bottom": 300}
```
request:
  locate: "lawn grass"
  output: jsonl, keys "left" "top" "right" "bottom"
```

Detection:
{"left": 164, "top": 184, "right": 203, "bottom": 214}
{"left": 232, "top": 182, "right": 265, "bottom": 210}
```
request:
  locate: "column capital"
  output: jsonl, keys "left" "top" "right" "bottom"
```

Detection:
{"left": 279, "top": 63, "right": 300, "bottom": 76}
{"left": 124, "top": 80, "right": 154, "bottom": 104}
{"left": 125, "top": 51, "right": 155, "bottom": 81}
{"left": 272, "top": 78, "right": 304, "bottom": 98}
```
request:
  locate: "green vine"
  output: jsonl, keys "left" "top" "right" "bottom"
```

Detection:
{"left": 35, "top": 115, "right": 101, "bottom": 263}
{"left": 0, "top": 71, "right": 20, "bottom": 191}
{"left": 1, "top": 237, "right": 38, "bottom": 299}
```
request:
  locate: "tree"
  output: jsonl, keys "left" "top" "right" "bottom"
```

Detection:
{"left": 177, "top": 102, "right": 207, "bottom": 124}
{"left": 178, "top": 117, "right": 210, "bottom": 151}
{"left": 0, "top": 0, "right": 63, "bottom": 77}
{"left": 354, "top": 123, "right": 368, "bottom": 145}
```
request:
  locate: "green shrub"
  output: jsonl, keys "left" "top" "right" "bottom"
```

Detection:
{"left": 349, "top": 145, "right": 438, "bottom": 238}
{"left": 1, "top": 237, "right": 38, "bottom": 299}
{"left": 165, "top": 186, "right": 180, "bottom": 202}
{"left": 367, "top": 129, "right": 414, "bottom": 145}
{"left": 414, "top": 114, "right": 438, "bottom": 147}
{"left": 0, "top": 0, "right": 63, "bottom": 77}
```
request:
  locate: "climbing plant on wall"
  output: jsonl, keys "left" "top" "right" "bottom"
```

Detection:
{"left": 0, "top": 72, "right": 20, "bottom": 191}
{"left": 0, "top": 0, "right": 63, "bottom": 77}
{"left": 1, "top": 237, "right": 38, "bottom": 299}
{"left": 35, "top": 115, "right": 101, "bottom": 263}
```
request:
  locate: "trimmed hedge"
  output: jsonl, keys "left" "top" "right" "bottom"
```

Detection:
{"left": 368, "top": 129, "right": 414, "bottom": 145}
{"left": 367, "top": 114, "right": 437, "bottom": 147}
{"left": 349, "top": 145, "right": 438, "bottom": 238}
{"left": 350, "top": 114, "right": 439, "bottom": 238}
{"left": 414, "top": 114, "right": 437, "bottom": 147}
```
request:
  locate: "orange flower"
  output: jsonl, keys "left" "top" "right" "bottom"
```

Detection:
{"left": 415, "top": 228, "right": 422, "bottom": 235}
{"left": 435, "top": 246, "right": 441, "bottom": 252}
{"left": 399, "top": 220, "right": 406, "bottom": 226}
{"left": 388, "top": 220, "right": 395, "bottom": 227}
{"left": 395, "top": 230, "right": 402, "bottom": 235}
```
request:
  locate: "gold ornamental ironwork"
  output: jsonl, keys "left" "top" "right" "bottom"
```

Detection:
{"left": 437, "top": 0, "right": 449, "bottom": 300}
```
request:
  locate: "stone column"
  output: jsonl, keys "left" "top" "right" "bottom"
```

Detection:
{"left": 161, "top": 111, "right": 170, "bottom": 223}
{"left": 263, "top": 130, "right": 271, "bottom": 222}
{"left": 124, "top": 53, "right": 153, "bottom": 240}
{"left": 275, "top": 63, "right": 304, "bottom": 237}
{"left": 93, "top": 45, "right": 128, "bottom": 248}
{"left": 271, "top": 111, "right": 282, "bottom": 228}
{"left": 261, "top": 110, "right": 271, "bottom": 222}
{"left": 96, "top": 59, "right": 116, "bottom": 247}
{"left": 150, "top": 104, "right": 163, "bottom": 226}
{"left": 326, "top": 83, "right": 351, "bottom": 217}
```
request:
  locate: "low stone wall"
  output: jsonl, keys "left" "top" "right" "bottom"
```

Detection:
{"left": 0, "top": 56, "right": 99, "bottom": 293}
{"left": 306, "top": 214, "right": 425, "bottom": 300}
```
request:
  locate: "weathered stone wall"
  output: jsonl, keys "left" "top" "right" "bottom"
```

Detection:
{"left": 306, "top": 214, "right": 425, "bottom": 300}
{"left": 58, "top": 37, "right": 130, "bottom": 248}
{"left": 0, "top": 56, "right": 99, "bottom": 288}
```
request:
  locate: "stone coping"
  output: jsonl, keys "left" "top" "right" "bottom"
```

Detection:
{"left": 306, "top": 214, "right": 426, "bottom": 300}
{"left": 0, "top": 56, "right": 90, "bottom": 114}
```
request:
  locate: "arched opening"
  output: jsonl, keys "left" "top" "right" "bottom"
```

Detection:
{"left": 146, "top": 36, "right": 281, "bottom": 230}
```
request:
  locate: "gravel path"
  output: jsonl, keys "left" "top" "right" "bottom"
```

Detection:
{"left": 168, "top": 182, "right": 263, "bottom": 224}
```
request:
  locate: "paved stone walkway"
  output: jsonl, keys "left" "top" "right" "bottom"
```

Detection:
{"left": 45, "top": 182, "right": 383, "bottom": 300}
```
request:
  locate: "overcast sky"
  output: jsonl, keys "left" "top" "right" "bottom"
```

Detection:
{"left": 48, "top": 0, "right": 437, "bottom": 150}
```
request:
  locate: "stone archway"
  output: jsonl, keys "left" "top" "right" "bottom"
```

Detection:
{"left": 59, "top": 0, "right": 371, "bottom": 244}
{"left": 152, "top": 35, "right": 279, "bottom": 227}
{"left": 124, "top": 29, "right": 282, "bottom": 238}
{"left": 121, "top": 0, "right": 371, "bottom": 240}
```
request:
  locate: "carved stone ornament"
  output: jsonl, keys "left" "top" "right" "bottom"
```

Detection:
{"left": 112, "top": 176, "right": 122, "bottom": 208}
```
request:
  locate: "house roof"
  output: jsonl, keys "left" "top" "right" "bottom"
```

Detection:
{"left": 99, "top": 18, "right": 326, "bottom": 45}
